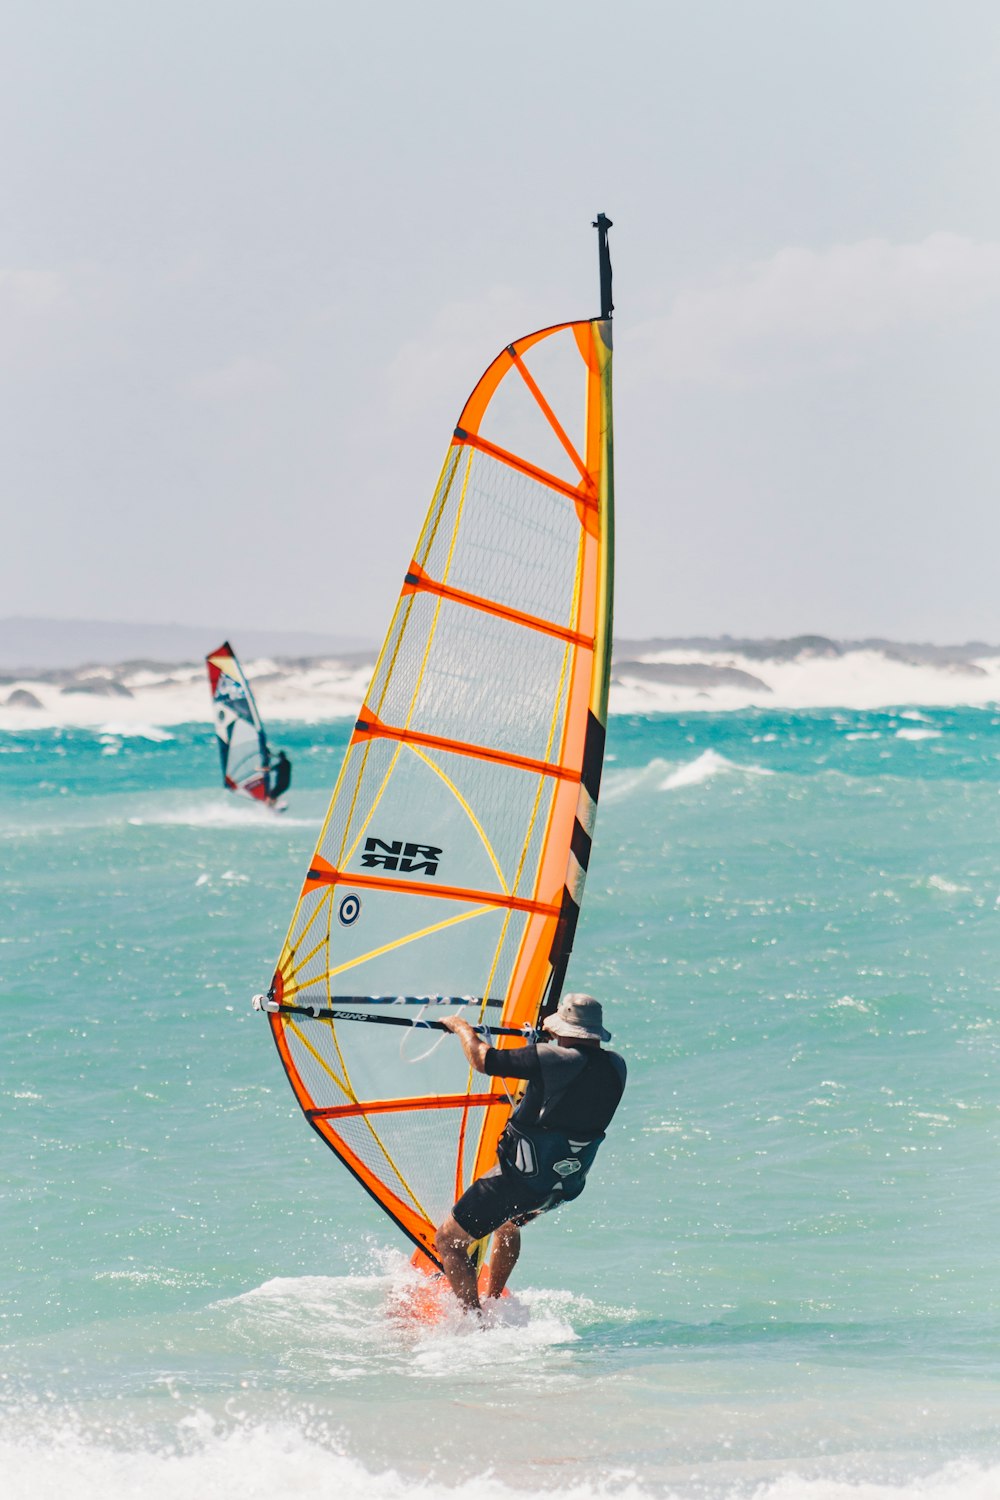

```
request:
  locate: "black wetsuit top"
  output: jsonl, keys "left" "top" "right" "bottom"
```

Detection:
{"left": 269, "top": 755, "right": 292, "bottom": 799}
{"left": 484, "top": 1041, "right": 627, "bottom": 1136}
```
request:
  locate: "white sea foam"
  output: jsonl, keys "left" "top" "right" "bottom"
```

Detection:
{"left": 96, "top": 722, "right": 176, "bottom": 741}
{"left": 0, "top": 1274, "right": 995, "bottom": 1500}
{"left": 3, "top": 1412, "right": 1000, "bottom": 1500}
{"left": 127, "top": 800, "right": 319, "bottom": 830}
{"left": 3, "top": 645, "right": 1000, "bottom": 729}
{"left": 895, "top": 728, "right": 942, "bottom": 741}
{"left": 228, "top": 1263, "right": 583, "bottom": 1372}
{"left": 406, "top": 1292, "right": 575, "bottom": 1378}
{"left": 660, "top": 749, "right": 773, "bottom": 790}
{"left": 612, "top": 647, "right": 1000, "bottom": 715}
{"left": 216, "top": 1263, "right": 637, "bottom": 1419}
{"left": 602, "top": 757, "right": 674, "bottom": 802}
{"left": 924, "top": 875, "right": 970, "bottom": 895}
{"left": 0, "top": 658, "right": 370, "bottom": 730}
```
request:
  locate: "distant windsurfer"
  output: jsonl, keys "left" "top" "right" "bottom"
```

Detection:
{"left": 268, "top": 749, "right": 292, "bottom": 803}
{"left": 435, "top": 994, "right": 626, "bottom": 1314}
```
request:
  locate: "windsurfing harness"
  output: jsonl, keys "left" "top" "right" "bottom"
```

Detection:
{"left": 491, "top": 1043, "right": 626, "bottom": 1198}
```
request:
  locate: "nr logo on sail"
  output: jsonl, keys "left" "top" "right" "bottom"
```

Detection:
{"left": 361, "top": 837, "right": 442, "bottom": 877}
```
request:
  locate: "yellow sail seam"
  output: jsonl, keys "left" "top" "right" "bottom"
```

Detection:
{"left": 284, "top": 883, "right": 332, "bottom": 964}
{"left": 459, "top": 463, "right": 590, "bottom": 1189}
{"left": 340, "top": 448, "right": 473, "bottom": 869}
{"left": 340, "top": 444, "right": 485, "bottom": 1206}
{"left": 373, "top": 448, "right": 459, "bottom": 723}
{"left": 287, "top": 903, "right": 494, "bottom": 986}
{"left": 315, "top": 544, "right": 423, "bottom": 874}
{"left": 285, "top": 930, "right": 337, "bottom": 985}
{"left": 467, "top": 514, "right": 585, "bottom": 1033}
{"left": 414, "top": 446, "right": 463, "bottom": 571}
{"left": 321, "top": 877, "right": 358, "bottom": 1088}
{"left": 459, "top": 592, "right": 580, "bottom": 1171}
{"left": 400, "top": 448, "right": 473, "bottom": 738}
{"left": 406, "top": 743, "right": 509, "bottom": 894}
{"left": 330, "top": 455, "right": 458, "bottom": 871}
{"left": 354, "top": 1114, "right": 435, "bottom": 1223}
{"left": 335, "top": 708, "right": 395, "bottom": 870}
{"left": 485, "top": 547, "right": 584, "bottom": 1036}
{"left": 341, "top": 742, "right": 405, "bottom": 868}
{"left": 302, "top": 1031, "right": 436, "bottom": 1219}
{"left": 286, "top": 1018, "right": 352, "bottom": 1097}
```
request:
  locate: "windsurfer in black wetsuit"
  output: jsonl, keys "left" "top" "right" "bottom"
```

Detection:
{"left": 268, "top": 749, "right": 292, "bottom": 804}
{"left": 435, "top": 993, "right": 626, "bottom": 1314}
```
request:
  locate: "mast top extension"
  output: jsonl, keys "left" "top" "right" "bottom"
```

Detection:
{"left": 593, "top": 213, "right": 613, "bottom": 320}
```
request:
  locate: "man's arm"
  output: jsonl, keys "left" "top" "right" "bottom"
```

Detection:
{"left": 441, "top": 1018, "right": 540, "bottom": 1081}
{"left": 439, "top": 1015, "right": 491, "bottom": 1072}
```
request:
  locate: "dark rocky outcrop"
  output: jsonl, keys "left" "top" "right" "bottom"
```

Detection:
{"left": 739, "top": 635, "right": 842, "bottom": 662}
{"left": 612, "top": 660, "right": 770, "bottom": 691}
{"left": 60, "top": 680, "right": 134, "bottom": 698}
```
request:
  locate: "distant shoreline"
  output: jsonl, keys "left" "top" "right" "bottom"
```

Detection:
{"left": 4, "top": 635, "right": 1000, "bottom": 727}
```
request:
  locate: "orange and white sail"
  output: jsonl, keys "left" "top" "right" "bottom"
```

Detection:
{"left": 264, "top": 220, "right": 615, "bottom": 1266}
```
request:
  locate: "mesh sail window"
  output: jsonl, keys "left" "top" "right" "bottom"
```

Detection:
{"left": 267, "top": 316, "right": 614, "bottom": 1263}
{"left": 206, "top": 642, "right": 271, "bottom": 802}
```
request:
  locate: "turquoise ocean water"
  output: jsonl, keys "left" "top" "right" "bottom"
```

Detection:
{"left": 4, "top": 707, "right": 1000, "bottom": 1498}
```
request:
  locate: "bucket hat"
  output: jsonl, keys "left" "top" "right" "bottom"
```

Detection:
{"left": 543, "top": 993, "right": 611, "bottom": 1042}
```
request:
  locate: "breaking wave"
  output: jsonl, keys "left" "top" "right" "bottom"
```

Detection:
{"left": 602, "top": 751, "right": 775, "bottom": 802}
{"left": 660, "top": 749, "right": 774, "bottom": 791}
{"left": 2, "top": 1411, "right": 999, "bottom": 1500}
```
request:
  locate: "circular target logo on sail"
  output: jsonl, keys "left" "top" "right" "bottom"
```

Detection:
{"left": 338, "top": 894, "right": 362, "bottom": 926}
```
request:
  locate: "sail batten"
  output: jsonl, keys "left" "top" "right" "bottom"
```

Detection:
{"left": 266, "top": 297, "right": 614, "bottom": 1264}
{"left": 401, "top": 561, "right": 596, "bottom": 647}
{"left": 353, "top": 713, "right": 585, "bottom": 781}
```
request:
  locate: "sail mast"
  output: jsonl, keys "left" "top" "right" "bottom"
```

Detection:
{"left": 593, "top": 212, "right": 613, "bottom": 320}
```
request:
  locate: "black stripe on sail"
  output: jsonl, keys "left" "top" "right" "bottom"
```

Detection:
{"left": 542, "top": 885, "right": 581, "bottom": 1021}
{"left": 581, "top": 711, "right": 606, "bottom": 803}
{"left": 541, "top": 712, "right": 606, "bottom": 1016}
{"left": 571, "top": 817, "right": 592, "bottom": 872}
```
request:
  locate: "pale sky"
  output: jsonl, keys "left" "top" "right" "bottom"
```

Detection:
{"left": 4, "top": 1, "right": 1000, "bottom": 643}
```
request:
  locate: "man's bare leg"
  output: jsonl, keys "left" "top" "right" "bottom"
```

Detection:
{"left": 484, "top": 1221, "right": 520, "bottom": 1299}
{"left": 434, "top": 1214, "right": 481, "bottom": 1313}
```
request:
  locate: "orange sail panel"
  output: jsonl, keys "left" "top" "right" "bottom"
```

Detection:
{"left": 267, "top": 314, "right": 614, "bottom": 1265}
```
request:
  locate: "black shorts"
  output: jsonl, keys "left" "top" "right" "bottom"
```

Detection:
{"left": 451, "top": 1166, "right": 558, "bottom": 1240}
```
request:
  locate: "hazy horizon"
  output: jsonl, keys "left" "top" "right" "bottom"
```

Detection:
{"left": 5, "top": 613, "right": 1000, "bottom": 676}
{"left": 4, "top": 3, "right": 1000, "bottom": 642}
